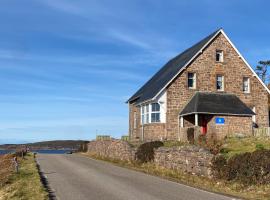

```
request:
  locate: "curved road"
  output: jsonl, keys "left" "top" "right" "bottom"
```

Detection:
{"left": 37, "top": 154, "right": 236, "bottom": 200}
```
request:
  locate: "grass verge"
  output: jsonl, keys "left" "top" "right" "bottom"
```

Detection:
{"left": 0, "top": 154, "right": 48, "bottom": 200}
{"left": 81, "top": 153, "right": 270, "bottom": 200}
{"left": 221, "top": 136, "right": 270, "bottom": 159}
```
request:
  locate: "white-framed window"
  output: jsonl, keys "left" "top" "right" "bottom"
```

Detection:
{"left": 216, "top": 50, "right": 224, "bottom": 62}
{"left": 140, "top": 103, "right": 161, "bottom": 124}
{"left": 188, "top": 72, "right": 196, "bottom": 89}
{"left": 133, "top": 112, "right": 137, "bottom": 129}
{"left": 151, "top": 103, "right": 160, "bottom": 123}
{"left": 243, "top": 77, "right": 250, "bottom": 93}
{"left": 216, "top": 75, "right": 224, "bottom": 91}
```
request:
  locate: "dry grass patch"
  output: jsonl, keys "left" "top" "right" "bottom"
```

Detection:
{"left": 0, "top": 154, "right": 48, "bottom": 200}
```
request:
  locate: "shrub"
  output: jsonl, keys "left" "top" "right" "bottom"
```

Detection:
{"left": 255, "top": 143, "right": 265, "bottom": 150}
{"left": 211, "top": 155, "right": 228, "bottom": 179}
{"left": 212, "top": 149, "right": 270, "bottom": 184}
{"left": 135, "top": 141, "right": 164, "bottom": 163}
{"left": 196, "top": 134, "right": 223, "bottom": 155}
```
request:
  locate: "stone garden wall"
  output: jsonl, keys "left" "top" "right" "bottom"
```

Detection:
{"left": 154, "top": 146, "right": 214, "bottom": 178}
{"left": 87, "top": 140, "right": 135, "bottom": 161}
{"left": 88, "top": 140, "right": 215, "bottom": 178}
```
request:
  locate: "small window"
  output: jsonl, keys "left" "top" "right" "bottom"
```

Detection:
{"left": 216, "top": 75, "right": 224, "bottom": 91}
{"left": 243, "top": 77, "right": 250, "bottom": 93}
{"left": 151, "top": 103, "right": 160, "bottom": 123}
{"left": 188, "top": 72, "right": 196, "bottom": 89}
{"left": 216, "top": 50, "right": 224, "bottom": 62}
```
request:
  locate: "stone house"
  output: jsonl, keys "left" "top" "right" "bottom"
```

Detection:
{"left": 127, "top": 28, "right": 270, "bottom": 142}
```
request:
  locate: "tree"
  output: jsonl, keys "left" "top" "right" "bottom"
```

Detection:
{"left": 256, "top": 60, "right": 270, "bottom": 84}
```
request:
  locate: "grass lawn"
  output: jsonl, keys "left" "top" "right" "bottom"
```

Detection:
{"left": 221, "top": 136, "right": 270, "bottom": 158}
{"left": 0, "top": 154, "right": 48, "bottom": 200}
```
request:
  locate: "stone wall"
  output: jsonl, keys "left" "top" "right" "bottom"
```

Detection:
{"left": 87, "top": 140, "right": 135, "bottom": 161}
{"left": 129, "top": 32, "right": 269, "bottom": 142}
{"left": 129, "top": 103, "right": 141, "bottom": 141}
{"left": 88, "top": 139, "right": 215, "bottom": 178}
{"left": 166, "top": 32, "right": 269, "bottom": 139}
{"left": 154, "top": 146, "right": 214, "bottom": 178}
{"left": 142, "top": 123, "right": 166, "bottom": 141}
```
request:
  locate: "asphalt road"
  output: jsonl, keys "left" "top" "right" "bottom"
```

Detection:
{"left": 37, "top": 154, "right": 236, "bottom": 200}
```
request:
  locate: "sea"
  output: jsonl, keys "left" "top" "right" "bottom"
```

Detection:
{"left": 0, "top": 149, "right": 73, "bottom": 155}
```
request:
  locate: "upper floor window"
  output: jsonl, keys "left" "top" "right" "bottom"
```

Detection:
{"left": 216, "top": 50, "right": 224, "bottom": 62}
{"left": 188, "top": 72, "right": 196, "bottom": 89}
{"left": 216, "top": 75, "right": 224, "bottom": 91}
{"left": 243, "top": 77, "right": 250, "bottom": 93}
{"left": 151, "top": 103, "right": 160, "bottom": 123}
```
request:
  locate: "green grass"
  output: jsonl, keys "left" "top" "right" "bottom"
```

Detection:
{"left": 82, "top": 153, "right": 270, "bottom": 200}
{"left": 221, "top": 136, "right": 270, "bottom": 159}
{"left": 0, "top": 154, "right": 48, "bottom": 200}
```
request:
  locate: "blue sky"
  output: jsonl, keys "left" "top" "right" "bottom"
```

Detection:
{"left": 0, "top": 0, "right": 269, "bottom": 144}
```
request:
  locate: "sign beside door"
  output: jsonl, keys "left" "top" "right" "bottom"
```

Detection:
{"left": 215, "top": 117, "right": 225, "bottom": 125}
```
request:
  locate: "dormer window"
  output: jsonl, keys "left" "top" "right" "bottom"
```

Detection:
{"left": 216, "top": 50, "right": 224, "bottom": 62}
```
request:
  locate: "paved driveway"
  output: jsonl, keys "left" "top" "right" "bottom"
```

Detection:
{"left": 37, "top": 154, "right": 236, "bottom": 200}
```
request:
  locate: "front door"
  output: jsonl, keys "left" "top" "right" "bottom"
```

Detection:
{"left": 201, "top": 116, "right": 207, "bottom": 135}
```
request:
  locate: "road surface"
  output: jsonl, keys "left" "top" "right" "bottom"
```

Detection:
{"left": 37, "top": 154, "right": 236, "bottom": 200}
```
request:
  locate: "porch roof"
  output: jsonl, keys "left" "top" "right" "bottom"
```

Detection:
{"left": 179, "top": 92, "right": 255, "bottom": 116}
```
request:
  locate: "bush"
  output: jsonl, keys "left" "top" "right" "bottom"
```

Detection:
{"left": 211, "top": 155, "right": 228, "bottom": 179}
{"left": 212, "top": 149, "right": 270, "bottom": 184}
{"left": 196, "top": 134, "right": 223, "bottom": 155}
{"left": 255, "top": 143, "right": 265, "bottom": 150}
{"left": 135, "top": 141, "right": 164, "bottom": 163}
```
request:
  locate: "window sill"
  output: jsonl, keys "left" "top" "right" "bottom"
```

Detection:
{"left": 141, "top": 122, "right": 165, "bottom": 126}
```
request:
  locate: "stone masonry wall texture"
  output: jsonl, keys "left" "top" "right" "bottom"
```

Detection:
{"left": 166, "top": 32, "right": 269, "bottom": 139}
{"left": 154, "top": 146, "right": 214, "bottom": 178}
{"left": 87, "top": 140, "right": 135, "bottom": 161}
{"left": 129, "top": 32, "right": 269, "bottom": 141}
{"left": 88, "top": 139, "right": 215, "bottom": 178}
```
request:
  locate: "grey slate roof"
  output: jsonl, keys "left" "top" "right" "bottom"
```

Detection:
{"left": 127, "top": 29, "right": 221, "bottom": 104}
{"left": 180, "top": 92, "right": 255, "bottom": 116}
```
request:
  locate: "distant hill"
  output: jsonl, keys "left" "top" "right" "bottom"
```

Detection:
{"left": 0, "top": 140, "right": 89, "bottom": 150}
